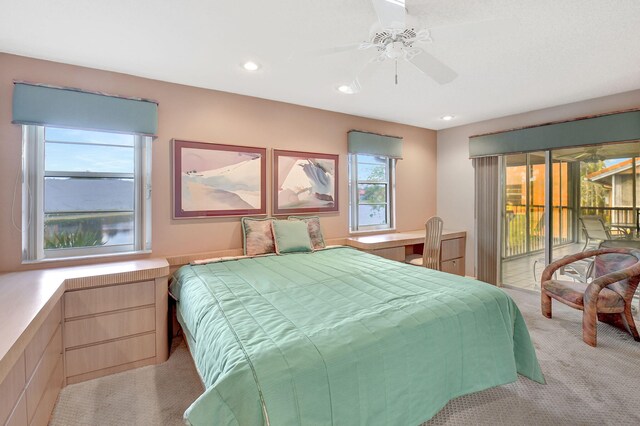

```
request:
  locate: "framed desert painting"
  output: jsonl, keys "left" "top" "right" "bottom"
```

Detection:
{"left": 173, "top": 140, "right": 267, "bottom": 218}
{"left": 273, "top": 149, "right": 339, "bottom": 214}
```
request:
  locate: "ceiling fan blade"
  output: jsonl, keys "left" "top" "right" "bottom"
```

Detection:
{"left": 407, "top": 48, "right": 457, "bottom": 84}
{"left": 341, "top": 59, "right": 378, "bottom": 93}
{"left": 371, "top": 0, "right": 406, "bottom": 30}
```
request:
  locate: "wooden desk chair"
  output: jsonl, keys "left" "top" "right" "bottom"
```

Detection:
{"left": 541, "top": 247, "right": 640, "bottom": 347}
{"left": 406, "top": 216, "right": 443, "bottom": 270}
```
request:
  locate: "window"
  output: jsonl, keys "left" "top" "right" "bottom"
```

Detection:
{"left": 22, "top": 126, "right": 152, "bottom": 261}
{"left": 349, "top": 154, "right": 395, "bottom": 232}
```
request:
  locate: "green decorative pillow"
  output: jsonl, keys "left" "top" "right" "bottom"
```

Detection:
{"left": 288, "top": 216, "right": 326, "bottom": 250}
{"left": 272, "top": 220, "right": 313, "bottom": 254}
{"left": 241, "top": 217, "right": 275, "bottom": 256}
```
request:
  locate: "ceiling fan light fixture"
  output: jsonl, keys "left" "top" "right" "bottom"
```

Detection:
{"left": 385, "top": 41, "right": 405, "bottom": 59}
{"left": 441, "top": 115, "right": 455, "bottom": 121}
{"left": 242, "top": 61, "right": 260, "bottom": 71}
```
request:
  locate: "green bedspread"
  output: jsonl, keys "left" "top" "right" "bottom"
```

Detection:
{"left": 171, "top": 247, "right": 543, "bottom": 425}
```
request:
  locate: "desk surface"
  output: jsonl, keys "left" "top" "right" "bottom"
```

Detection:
{"left": 346, "top": 229, "right": 466, "bottom": 250}
{"left": 0, "top": 258, "right": 169, "bottom": 385}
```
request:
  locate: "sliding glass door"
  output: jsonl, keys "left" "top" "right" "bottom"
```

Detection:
{"left": 501, "top": 141, "right": 640, "bottom": 291}
{"left": 550, "top": 142, "right": 640, "bottom": 283}
{"left": 501, "top": 152, "right": 546, "bottom": 290}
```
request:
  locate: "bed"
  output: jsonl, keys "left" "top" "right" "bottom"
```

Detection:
{"left": 171, "top": 246, "right": 544, "bottom": 425}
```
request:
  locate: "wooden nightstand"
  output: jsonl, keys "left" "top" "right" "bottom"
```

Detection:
{"left": 61, "top": 259, "right": 169, "bottom": 385}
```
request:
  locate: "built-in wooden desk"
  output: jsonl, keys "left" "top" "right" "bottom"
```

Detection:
{"left": 0, "top": 258, "right": 169, "bottom": 426}
{"left": 346, "top": 230, "right": 467, "bottom": 276}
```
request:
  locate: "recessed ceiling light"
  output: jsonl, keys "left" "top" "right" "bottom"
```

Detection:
{"left": 441, "top": 115, "right": 455, "bottom": 121}
{"left": 242, "top": 61, "right": 260, "bottom": 71}
{"left": 337, "top": 82, "right": 360, "bottom": 95}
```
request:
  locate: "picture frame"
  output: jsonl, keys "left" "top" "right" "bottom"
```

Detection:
{"left": 273, "top": 149, "right": 339, "bottom": 214}
{"left": 173, "top": 139, "right": 267, "bottom": 218}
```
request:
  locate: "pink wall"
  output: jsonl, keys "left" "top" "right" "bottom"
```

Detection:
{"left": 0, "top": 53, "right": 437, "bottom": 272}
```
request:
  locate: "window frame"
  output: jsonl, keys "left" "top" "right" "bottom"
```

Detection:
{"left": 348, "top": 153, "right": 396, "bottom": 232}
{"left": 22, "top": 125, "right": 152, "bottom": 262}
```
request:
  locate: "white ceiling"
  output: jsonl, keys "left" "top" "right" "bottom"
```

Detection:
{"left": 1, "top": 0, "right": 639, "bottom": 130}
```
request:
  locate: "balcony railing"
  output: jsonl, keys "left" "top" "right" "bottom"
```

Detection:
{"left": 579, "top": 206, "right": 637, "bottom": 227}
{"left": 503, "top": 205, "right": 637, "bottom": 258}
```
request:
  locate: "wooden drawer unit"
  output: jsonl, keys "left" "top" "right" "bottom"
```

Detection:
{"left": 441, "top": 258, "right": 465, "bottom": 276}
{"left": 1, "top": 301, "right": 62, "bottom": 426}
{"left": 26, "top": 326, "right": 62, "bottom": 422}
{"left": 66, "top": 333, "right": 156, "bottom": 378}
{"left": 0, "top": 354, "right": 25, "bottom": 425}
{"left": 65, "top": 280, "right": 154, "bottom": 318}
{"left": 64, "top": 306, "right": 155, "bottom": 348}
{"left": 440, "top": 235, "right": 466, "bottom": 276}
{"left": 441, "top": 238, "right": 465, "bottom": 262}
{"left": 367, "top": 246, "right": 406, "bottom": 262}
{"left": 5, "top": 393, "right": 27, "bottom": 426}
{"left": 29, "top": 357, "right": 63, "bottom": 426}
{"left": 63, "top": 278, "right": 167, "bottom": 384}
{"left": 25, "top": 303, "right": 61, "bottom": 379}
{"left": 347, "top": 230, "right": 467, "bottom": 276}
{"left": 0, "top": 258, "right": 169, "bottom": 425}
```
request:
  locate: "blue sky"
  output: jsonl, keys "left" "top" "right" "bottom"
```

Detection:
{"left": 604, "top": 158, "right": 626, "bottom": 167}
{"left": 45, "top": 127, "right": 134, "bottom": 174}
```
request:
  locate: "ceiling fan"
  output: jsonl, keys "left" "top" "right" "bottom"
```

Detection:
{"left": 307, "top": 0, "right": 458, "bottom": 91}
{"left": 574, "top": 148, "right": 606, "bottom": 163}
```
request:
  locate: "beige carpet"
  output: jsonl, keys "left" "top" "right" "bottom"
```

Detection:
{"left": 50, "top": 338, "right": 204, "bottom": 426}
{"left": 50, "top": 288, "right": 640, "bottom": 425}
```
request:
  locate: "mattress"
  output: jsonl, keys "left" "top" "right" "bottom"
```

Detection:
{"left": 171, "top": 247, "right": 543, "bottom": 425}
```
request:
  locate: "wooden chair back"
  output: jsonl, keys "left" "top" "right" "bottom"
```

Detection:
{"left": 423, "top": 216, "right": 444, "bottom": 270}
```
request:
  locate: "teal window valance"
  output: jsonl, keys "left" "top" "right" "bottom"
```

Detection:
{"left": 468, "top": 110, "right": 640, "bottom": 158}
{"left": 12, "top": 82, "right": 158, "bottom": 136}
{"left": 348, "top": 130, "right": 403, "bottom": 159}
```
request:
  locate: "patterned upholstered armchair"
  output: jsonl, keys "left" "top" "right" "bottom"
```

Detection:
{"left": 540, "top": 248, "right": 640, "bottom": 347}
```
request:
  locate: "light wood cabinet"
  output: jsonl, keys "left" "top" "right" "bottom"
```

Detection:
{"left": 29, "top": 358, "right": 63, "bottom": 426}
{"left": 64, "top": 306, "right": 155, "bottom": 348}
{"left": 365, "top": 246, "right": 406, "bottom": 262}
{"left": 65, "top": 334, "right": 156, "bottom": 378}
{"left": 439, "top": 234, "right": 466, "bottom": 276}
{"left": 63, "top": 278, "right": 168, "bottom": 385}
{"left": 441, "top": 258, "right": 465, "bottom": 275}
{"left": 26, "top": 327, "right": 62, "bottom": 423}
{"left": 5, "top": 393, "right": 27, "bottom": 426}
{"left": 0, "top": 258, "right": 169, "bottom": 426}
{"left": 64, "top": 280, "right": 154, "bottom": 318}
{"left": 0, "top": 301, "right": 62, "bottom": 426}
{"left": 0, "top": 354, "right": 25, "bottom": 425}
{"left": 24, "top": 306, "right": 61, "bottom": 379}
{"left": 347, "top": 230, "right": 467, "bottom": 276}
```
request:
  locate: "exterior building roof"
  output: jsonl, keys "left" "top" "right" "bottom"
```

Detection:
{"left": 587, "top": 159, "right": 636, "bottom": 182}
